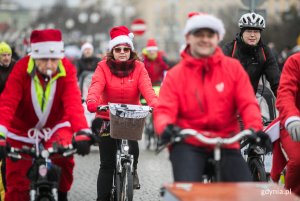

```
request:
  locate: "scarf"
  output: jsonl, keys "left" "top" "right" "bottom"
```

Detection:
{"left": 106, "top": 59, "right": 135, "bottom": 78}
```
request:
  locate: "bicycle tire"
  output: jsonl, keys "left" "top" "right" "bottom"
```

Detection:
{"left": 248, "top": 157, "right": 268, "bottom": 182}
{"left": 113, "top": 172, "right": 122, "bottom": 201}
{"left": 121, "top": 163, "right": 133, "bottom": 201}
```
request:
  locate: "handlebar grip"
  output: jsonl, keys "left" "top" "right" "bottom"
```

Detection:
{"left": 97, "top": 105, "right": 109, "bottom": 111}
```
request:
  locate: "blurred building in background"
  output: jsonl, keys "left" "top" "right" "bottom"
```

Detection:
{"left": 0, "top": 0, "right": 299, "bottom": 61}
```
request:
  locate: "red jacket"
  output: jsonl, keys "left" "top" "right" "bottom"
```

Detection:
{"left": 0, "top": 56, "right": 88, "bottom": 139}
{"left": 143, "top": 51, "right": 169, "bottom": 84}
{"left": 276, "top": 52, "right": 300, "bottom": 125}
{"left": 154, "top": 47, "right": 263, "bottom": 149}
{"left": 271, "top": 53, "right": 300, "bottom": 181}
{"left": 86, "top": 60, "right": 158, "bottom": 119}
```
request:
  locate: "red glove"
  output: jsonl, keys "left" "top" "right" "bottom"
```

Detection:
{"left": 87, "top": 101, "right": 98, "bottom": 113}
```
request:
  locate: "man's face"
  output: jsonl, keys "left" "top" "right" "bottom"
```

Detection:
{"left": 185, "top": 28, "right": 219, "bottom": 58}
{"left": 0, "top": 53, "right": 12, "bottom": 67}
{"left": 147, "top": 50, "right": 158, "bottom": 60}
{"left": 242, "top": 29, "right": 261, "bottom": 46}
{"left": 35, "top": 58, "right": 59, "bottom": 76}
{"left": 82, "top": 48, "right": 93, "bottom": 58}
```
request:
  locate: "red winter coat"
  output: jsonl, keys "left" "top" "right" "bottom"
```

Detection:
{"left": 86, "top": 60, "right": 158, "bottom": 119}
{"left": 0, "top": 56, "right": 88, "bottom": 139}
{"left": 142, "top": 51, "right": 169, "bottom": 84}
{"left": 154, "top": 46, "right": 262, "bottom": 149}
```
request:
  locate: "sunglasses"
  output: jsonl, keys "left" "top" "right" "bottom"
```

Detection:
{"left": 113, "top": 47, "right": 131, "bottom": 53}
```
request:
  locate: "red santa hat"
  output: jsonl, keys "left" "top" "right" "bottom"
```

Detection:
{"left": 146, "top": 38, "right": 158, "bottom": 51}
{"left": 30, "top": 29, "right": 64, "bottom": 59}
{"left": 184, "top": 12, "right": 225, "bottom": 41}
{"left": 108, "top": 26, "right": 134, "bottom": 51}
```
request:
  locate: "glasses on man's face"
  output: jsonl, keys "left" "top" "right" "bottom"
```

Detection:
{"left": 113, "top": 47, "right": 131, "bottom": 53}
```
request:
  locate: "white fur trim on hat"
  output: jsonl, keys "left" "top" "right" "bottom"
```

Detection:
{"left": 146, "top": 46, "right": 158, "bottom": 51}
{"left": 31, "top": 41, "right": 64, "bottom": 59}
{"left": 81, "top": 42, "right": 94, "bottom": 54}
{"left": 108, "top": 35, "right": 134, "bottom": 51}
{"left": 184, "top": 14, "right": 225, "bottom": 41}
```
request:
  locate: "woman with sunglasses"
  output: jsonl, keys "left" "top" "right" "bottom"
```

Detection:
{"left": 86, "top": 26, "right": 158, "bottom": 201}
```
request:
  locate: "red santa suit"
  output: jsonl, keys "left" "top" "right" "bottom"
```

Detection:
{"left": 274, "top": 52, "right": 300, "bottom": 196}
{"left": 0, "top": 50, "right": 88, "bottom": 200}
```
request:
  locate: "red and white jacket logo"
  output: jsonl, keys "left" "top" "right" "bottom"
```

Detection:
{"left": 216, "top": 82, "right": 224, "bottom": 92}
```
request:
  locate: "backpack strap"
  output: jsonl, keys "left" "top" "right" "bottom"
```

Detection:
{"left": 231, "top": 40, "right": 237, "bottom": 58}
{"left": 261, "top": 47, "right": 266, "bottom": 61}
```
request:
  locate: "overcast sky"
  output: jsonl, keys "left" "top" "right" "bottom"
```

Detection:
{"left": 14, "top": 0, "right": 80, "bottom": 9}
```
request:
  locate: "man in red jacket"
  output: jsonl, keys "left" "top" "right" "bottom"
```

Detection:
{"left": 275, "top": 52, "right": 300, "bottom": 195}
{"left": 0, "top": 29, "right": 93, "bottom": 201}
{"left": 154, "top": 12, "right": 268, "bottom": 182}
{"left": 142, "top": 38, "right": 169, "bottom": 86}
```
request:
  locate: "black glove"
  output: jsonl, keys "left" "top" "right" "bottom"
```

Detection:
{"left": 0, "top": 137, "right": 6, "bottom": 159}
{"left": 91, "top": 118, "right": 103, "bottom": 135}
{"left": 73, "top": 131, "right": 93, "bottom": 156}
{"left": 255, "top": 130, "right": 272, "bottom": 154}
{"left": 158, "top": 124, "right": 181, "bottom": 146}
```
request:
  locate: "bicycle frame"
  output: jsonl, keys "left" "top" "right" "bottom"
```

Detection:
{"left": 7, "top": 143, "right": 77, "bottom": 201}
{"left": 112, "top": 139, "right": 134, "bottom": 201}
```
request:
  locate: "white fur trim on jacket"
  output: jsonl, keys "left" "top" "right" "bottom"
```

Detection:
{"left": 108, "top": 35, "right": 134, "bottom": 51}
{"left": 146, "top": 46, "right": 158, "bottom": 51}
{"left": 184, "top": 14, "right": 225, "bottom": 41}
{"left": 31, "top": 41, "right": 64, "bottom": 59}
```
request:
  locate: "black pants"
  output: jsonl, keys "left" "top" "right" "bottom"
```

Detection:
{"left": 170, "top": 142, "right": 252, "bottom": 182}
{"left": 97, "top": 135, "right": 139, "bottom": 201}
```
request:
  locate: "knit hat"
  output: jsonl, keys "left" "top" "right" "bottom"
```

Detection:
{"left": 0, "top": 42, "right": 12, "bottom": 55}
{"left": 81, "top": 42, "right": 94, "bottom": 54}
{"left": 108, "top": 26, "right": 134, "bottom": 51}
{"left": 183, "top": 12, "right": 225, "bottom": 41}
{"left": 146, "top": 38, "right": 158, "bottom": 51}
{"left": 30, "top": 29, "right": 64, "bottom": 59}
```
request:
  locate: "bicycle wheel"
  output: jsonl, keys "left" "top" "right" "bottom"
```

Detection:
{"left": 121, "top": 163, "right": 133, "bottom": 201}
{"left": 248, "top": 157, "right": 268, "bottom": 182}
{"left": 112, "top": 172, "right": 122, "bottom": 201}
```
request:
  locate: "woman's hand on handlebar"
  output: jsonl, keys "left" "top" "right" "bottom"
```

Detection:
{"left": 86, "top": 101, "right": 98, "bottom": 113}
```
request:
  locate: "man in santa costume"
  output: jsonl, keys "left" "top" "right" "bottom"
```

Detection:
{"left": 141, "top": 38, "right": 169, "bottom": 86}
{"left": 274, "top": 52, "right": 300, "bottom": 196}
{"left": 0, "top": 29, "right": 94, "bottom": 201}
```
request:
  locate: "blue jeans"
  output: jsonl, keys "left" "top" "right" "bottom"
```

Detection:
{"left": 170, "top": 142, "right": 252, "bottom": 182}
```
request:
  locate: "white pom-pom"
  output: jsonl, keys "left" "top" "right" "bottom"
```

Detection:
{"left": 128, "top": 32, "right": 134, "bottom": 40}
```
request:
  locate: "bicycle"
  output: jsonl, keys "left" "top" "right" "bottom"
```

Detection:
{"left": 157, "top": 128, "right": 270, "bottom": 200}
{"left": 157, "top": 128, "right": 259, "bottom": 182}
{"left": 98, "top": 103, "right": 151, "bottom": 201}
{"left": 6, "top": 142, "right": 78, "bottom": 201}
{"left": 140, "top": 85, "right": 160, "bottom": 151}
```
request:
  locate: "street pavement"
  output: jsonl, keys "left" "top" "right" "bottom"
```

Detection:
{"left": 69, "top": 139, "right": 173, "bottom": 201}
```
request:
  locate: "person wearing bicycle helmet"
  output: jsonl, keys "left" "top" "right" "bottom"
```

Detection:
{"left": 222, "top": 12, "right": 280, "bottom": 97}
{"left": 86, "top": 26, "right": 157, "bottom": 201}
{"left": 154, "top": 12, "right": 270, "bottom": 182}
{"left": 0, "top": 29, "right": 94, "bottom": 201}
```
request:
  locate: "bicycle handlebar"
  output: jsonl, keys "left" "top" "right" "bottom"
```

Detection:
{"left": 156, "top": 129, "right": 256, "bottom": 154}
{"left": 179, "top": 129, "right": 254, "bottom": 145}
{"left": 97, "top": 104, "right": 153, "bottom": 113}
{"left": 6, "top": 143, "right": 77, "bottom": 161}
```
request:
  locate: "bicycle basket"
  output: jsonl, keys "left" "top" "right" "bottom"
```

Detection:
{"left": 109, "top": 103, "right": 151, "bottom": 140}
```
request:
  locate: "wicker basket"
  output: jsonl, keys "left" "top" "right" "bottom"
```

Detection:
{"left": 109, "top": 103, "right": 151, "bottom": 140}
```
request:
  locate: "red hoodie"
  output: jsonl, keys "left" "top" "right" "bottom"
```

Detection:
{"left": 154, "top": 46, "right": 262, "bottom": 149}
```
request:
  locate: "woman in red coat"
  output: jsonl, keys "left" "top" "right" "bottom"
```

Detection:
{"left": 86, "top": 26, "right": 157, "bottom": 201}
